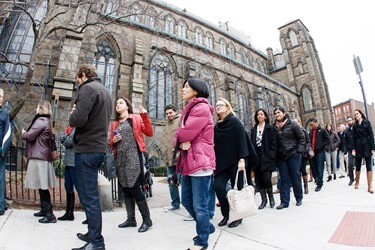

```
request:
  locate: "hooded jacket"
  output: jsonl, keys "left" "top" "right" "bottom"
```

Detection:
{"left": 175, "top": 98, "right": 215, "bottom": 176}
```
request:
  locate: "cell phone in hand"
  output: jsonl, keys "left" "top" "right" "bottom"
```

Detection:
{"left": 113, "top": 130, "right": 118, "bottom": 136}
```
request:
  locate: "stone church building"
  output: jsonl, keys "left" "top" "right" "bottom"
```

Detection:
{"left": 0, "top": 0, "right": 333, "bottom": 166}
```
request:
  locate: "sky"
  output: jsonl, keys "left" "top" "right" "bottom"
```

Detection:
{"left": 161, "top": 0, "right": 375, "bottom": 106}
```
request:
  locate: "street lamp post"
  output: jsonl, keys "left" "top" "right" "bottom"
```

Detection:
{"left": 353, "top": 55, "right": 370, "bottom": 119}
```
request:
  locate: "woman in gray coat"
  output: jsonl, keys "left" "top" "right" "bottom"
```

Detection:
{"left": 22, "top": 100, "right": 56, "bottom": 223}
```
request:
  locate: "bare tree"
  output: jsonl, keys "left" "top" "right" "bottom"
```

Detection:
{"left": 0, "top": 0, "right": 160, "bottom": 120}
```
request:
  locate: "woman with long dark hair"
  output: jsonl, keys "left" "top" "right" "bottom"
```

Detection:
{"left": 175, "top": 78, "right": 216, "bottom": 250}
{"left": 109, "top": 97, "right": 154, "bottom": 232}
{"left": 352, "top": 109, "right": 374, "bottom": 193}
{"left": 251, "top": 108, "right": 277, "bottom": 209}
{"left": 22, "top": 100, "right": 57, "bottom": 223}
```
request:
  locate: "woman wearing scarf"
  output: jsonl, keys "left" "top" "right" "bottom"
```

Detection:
{"left": 22, "top": 100, "right": 57, "bottom": 223}
{"left": 273, "top": 106, "right": 304, "bottom": 209}
{"left": 214, "top": 98, "right": 257, "bottom": 228}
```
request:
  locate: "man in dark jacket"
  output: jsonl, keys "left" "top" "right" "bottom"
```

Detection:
{"left": 308, "top": 117, "right": 330, "bottom": 192}
{"left": 70, "top": 64, "right": 112, "bottom": 250}
{"left": 337, "top": 124, "right": 348, "bottom": 178}
{"left": 345, "top": 116, "right": 355, "bottom": 186}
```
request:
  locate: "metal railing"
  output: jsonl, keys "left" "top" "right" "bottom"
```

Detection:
{"left": 5, "top": 145, "right": 123, "bottom": 207}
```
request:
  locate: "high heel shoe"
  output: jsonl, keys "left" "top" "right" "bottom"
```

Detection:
{"left": 228, "top": 219, "right": 242, "bottom": 228}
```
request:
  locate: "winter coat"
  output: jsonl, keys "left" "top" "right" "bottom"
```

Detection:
{"left": 22, "top": 117, "right": 53, "bottom": 162}
{"left": 353, "top": 118, "right": 375, "bottom": 158}
{"left": 162, "top": 114, "right": 181, "bottom": 166}
{"left": 274, "top": 119, "right": 305, "bottom": 160}
{"left": 337, "top": 130, "right": 348, "bottom": 153}
{"left": 175, "top": 97, "right": 215, "bottom": 176}
{"left": 61, "top": 127, "right": 75, "bottom": 167}
{"left": 250, "top": 123, "right": 277, "bottom": 171}
{"left": 309, "top": 125, "right": 330, "bottom": 154}
{"left": 345, "top": 126, "right": 354, "bottom": 151}
{"left": 69, "top": 77, "right": 112, "bottom": 154}
{"left": 325, "top": 131, "right": 340, "bottom": 153}
{"left": 110, "top": 113, "right": 153, "bottom": 156}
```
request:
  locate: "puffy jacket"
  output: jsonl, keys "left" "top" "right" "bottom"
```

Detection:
{"left": 109, "top": 113, "right": 153, "bottom": 156}
{"left": 175, "top": 98, "right": 216, "bottom": 176}
{"left": 274, "top": 119, "right": 305, "bottom": 160}
{"left": 22, "top": 117, "right": 53, "bottom": 162}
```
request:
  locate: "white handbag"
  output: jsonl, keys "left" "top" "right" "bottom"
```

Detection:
{"left": 227, "top": 170, "right": 258, "bottom": 223}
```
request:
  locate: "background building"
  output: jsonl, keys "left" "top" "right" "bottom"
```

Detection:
{"left": 333, "top": 99, "right": 375, "bottom": 131}
{"left": 0, "top": 0, "right": 334, "bottom": 166}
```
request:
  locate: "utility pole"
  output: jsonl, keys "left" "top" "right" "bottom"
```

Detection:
{"left": 353, "top": 55, "right": 370, "bottom": 119}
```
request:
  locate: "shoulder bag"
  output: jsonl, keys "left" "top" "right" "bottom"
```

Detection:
{"left": 51, "top": 134, "right": 59, "bottom": 161}
{"left": 227, "top": 169, "right": 258, "bottom": 223}
{"left": 103, "top": 146, "right": 117, "bottom": 179}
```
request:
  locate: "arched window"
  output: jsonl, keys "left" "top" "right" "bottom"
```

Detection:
{"left": 177, "top": 20, "right": 187, "bottom": 38}
{"left": 130, "top": 3, "right": 142, "bottom": 22}
{"left": 145, "top": 8, "right": 156, "bottom": 27}
{"left": 147, "top": 53, "right": 174, "bottom": 119}
{"left": 227, "top": 43, "right": 235, "bottom": 59}
{"left": 220, "top": 39, "right": 226, "bottom": 55}
{"left": 200, "top": 67, "right": 216, "bottom": 105}
{"left": 246, "top": 53, "right": 254, "bottom": 68}
{"left": 93, "top": 40, "right": 117, "bottom": 97}
{"left": 289, "top": 30, "right": 298, "bottom": 46}
{"left": 205, "top": 32, "right": 213, "bottom": 50}
{"left": 262, "top": 62, "right": 268, "bottom": 74}
{"left": 302, "top": 87, "right": 313, "bottom": 111}
{"left": 2, "top": 0, "right": 47, "bottom": 74}
{"left": 194, "top": 27, "right": 203, "bottom": 45}
{"left": 234, "top": 81, "right": 251, "bottom": 131}
{"left": 164, "top": 15, "right": 175, "bottom": 33}
{"left": 240, "top": 49, "right": 246, "bottom": 64}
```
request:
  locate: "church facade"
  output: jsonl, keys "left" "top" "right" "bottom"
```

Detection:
{"left": 0, "top": 0, "right": 333, "bottom": 165}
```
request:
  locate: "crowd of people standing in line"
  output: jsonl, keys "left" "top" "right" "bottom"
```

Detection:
{"left": 0, "top": 71, "right": 374, "bottom": 250}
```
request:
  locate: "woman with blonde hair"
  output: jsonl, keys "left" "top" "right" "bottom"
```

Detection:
{"left": 214, "top": 97, "right": 257, "bottom": 227}
{"left": 22, "top": 100, "right": 57, "bottom": 223}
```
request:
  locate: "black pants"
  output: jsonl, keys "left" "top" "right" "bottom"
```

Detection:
{"left": 255, "top": 168, "right": 273, "bottom": 189}
{"left": 214, "top": 163, "right": 243, "bottom": 218}
{"left": 122, "top": 186, "right": 146, "bottom": 202}
{"left": 300, "top": 157, "right": 308, "bottom": 176}
{"left": 355, "top": 156, "right": 372, "bottom": 172}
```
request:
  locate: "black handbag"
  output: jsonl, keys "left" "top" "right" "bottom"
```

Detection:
{"left": 103, "top": 146, "right": 116, "bottom": 179}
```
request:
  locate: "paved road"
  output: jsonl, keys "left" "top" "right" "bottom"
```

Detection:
{"left": 0, "top": 169, "right": 374, "bottom": 250}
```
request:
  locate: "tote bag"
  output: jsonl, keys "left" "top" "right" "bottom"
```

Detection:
{"left": 227, "top": 169, "right": 258, "bottom": 223}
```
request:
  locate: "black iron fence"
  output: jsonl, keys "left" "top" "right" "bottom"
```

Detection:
{"left": 5, "top": 145, "right": 123, "bottom": 207}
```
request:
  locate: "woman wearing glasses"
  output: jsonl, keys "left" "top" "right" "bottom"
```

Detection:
{"left": 352, "top": 109, "right": 374, "bottom": 193}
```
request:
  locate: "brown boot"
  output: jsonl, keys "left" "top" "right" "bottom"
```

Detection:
{"left": 367, "top": 171, "right": 374, "bottom": 194}
{"left": 354, "top": 171, "right": 360, "bottom": 189}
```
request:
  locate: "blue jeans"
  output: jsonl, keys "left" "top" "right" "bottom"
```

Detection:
{"left": 64, "top": 166, "right": 78, "bottom": 193}
{"left": 166, "top": 166, "right": 180, "bottom": 209}
{"left": 0, "top": 157, "right": 6, "bottom": 212}
{"left": 208, "top": 174, "right": 215, "bottom": 219}
{"left": 75, "top": 153, "right": 105, "bottom": 248}
{"left": 310, "top": 151, "right": 325, "bottom": 188}
{"left": 181, "top": 174, "right": 214, "bottom": 248}
{"left": 277, "top": 153, "right": 303, "bottom": 206}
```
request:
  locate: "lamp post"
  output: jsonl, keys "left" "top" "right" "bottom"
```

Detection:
{"left": 353, "top": 55, "right": 370, "bottom": 119}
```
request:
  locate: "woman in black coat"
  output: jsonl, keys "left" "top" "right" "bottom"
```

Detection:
{"left": 251, "top": 109, "right": 277, "bottom": 209}
{"left": 352, "top": 109, "right": 374, "bottom": 193}
{"left": 214, "top": 98, "right": 257, "bottom": 228}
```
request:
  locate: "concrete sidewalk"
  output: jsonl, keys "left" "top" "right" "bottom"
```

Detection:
{"left": 0, "top": 170, "right": 374, "bottom": 250}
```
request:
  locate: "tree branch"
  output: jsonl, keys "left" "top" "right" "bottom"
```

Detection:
{"left": 0, "top": 52, "right": 29, "bottom": 67}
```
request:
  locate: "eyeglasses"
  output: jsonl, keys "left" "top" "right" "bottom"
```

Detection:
{"left": 216, "top": 104, "right": 226, "bottom": 108}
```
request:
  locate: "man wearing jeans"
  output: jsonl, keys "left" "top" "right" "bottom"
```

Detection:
{"left": 70, "top": 64, "right": 112, "bottom": 250}
{"left": 162, "top": 104, "right": 181, "bottom": 212}
{"left": 308, "top": 117, "right": 330, "bottom": 192}
{"left": 0, "top": 89, "right": 11, "bottom": 217}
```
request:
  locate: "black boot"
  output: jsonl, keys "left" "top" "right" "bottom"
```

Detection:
{"left": 302, "top": 176, "right": 309, "bottom": 194}
{"left": 34, "top": 189, "right": 46, "bottom": 217}
{"left": 118, "top": 198, "right": 137, "bottom": 228}
{"left": 327, "top": 175, "right": 332, "bottom": 182}
{"left": 39, "top": 201, "right": 57, "bottom": 223}
{"left": 137, "top": 200, "right": 152, "bottom": 233}
{"left": 58, "top": 192, "right": 75, "bottom": 221}
{"left": 266, "top": 188, "right": 275, "bottom": 208}
{"left": 258, "top": 189, "right": 267, "bottom": 210}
